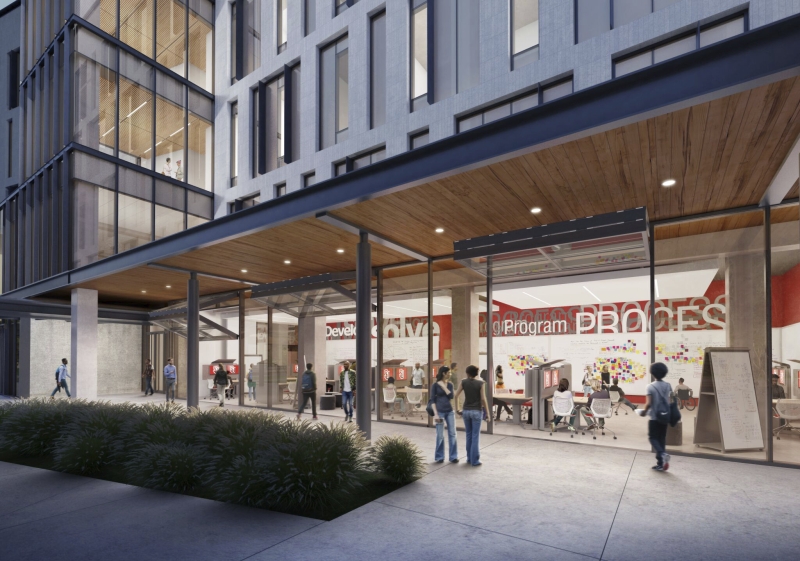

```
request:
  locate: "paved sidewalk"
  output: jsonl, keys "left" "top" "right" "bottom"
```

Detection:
{"left": 2, "top": 421, "right": 799, "bottom": 560}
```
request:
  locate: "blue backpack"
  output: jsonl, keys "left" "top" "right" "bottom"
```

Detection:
{"left": 301, "top": 371, "right": 314, "bottom": 392}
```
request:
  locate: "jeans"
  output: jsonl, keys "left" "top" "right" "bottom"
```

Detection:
{"left": 583, "top": 385, "right": 593, "bottom": 395}
{"left": 51, "top": 380, "right": 70, "bottom": 397}
{"left": 144, "top": 378, "right": 154, "bottom": 395}
{"left": 299, "top": 391, "right": 317, "bottom": 417}
{"left": 463, "top": 409, "right": 483, "bottom": 465}
{"left": 493, "top": 398, "right": 512, "bottom": 420}
{"left": 648, "top": 420, "right": 668, "bottom": 466}
{"left": 165, "top": 379, "right": 176, "bottom": 402}
{"left": 553, "top": 412, "right": 576, "bottom": 427}
{"left": 580, "top": 406, "right": 604, "bottom": 428}
{"left": 342, "top": 390, "right": 354, "bottom": 418}
{"left": 218, "top": 385, "right": 226, "bottom": 405}
{"left": 248, "top": 384, "right": 255, "bottom": 400}
{"left": 435, "top": 411, "right": 457, "bottom": 462}
{"left": 620, "top": 398, "right": 637, "bottom": 411}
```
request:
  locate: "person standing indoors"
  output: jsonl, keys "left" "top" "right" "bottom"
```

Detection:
{"left": 582, "top": 366, "right": 594, "bottom": 396}
{"left": 493, "top": 366, "right": 513, "bottom": 421}
{"left": 142, "top": 359, "right": 155, "bottom": 396}
{"left": 340, "top": 361, "right": 356, "bottom": 422}
{"left": 431, "top": 366, "right": 458, "bottom": 463}
{"left": 161, "top": 157, "right": 172, "bottom": 177}
{"left": 455, "top": 365, "right": 491, "bottom": 466}
{"left": 164, "top": 358, "right": 177, "bottom": 403}
{"left": 214, "top": 363, "right": 229, "bottom": 407}
{"left": 174, "top": 160, "right": 184, "bottom": 182}
{"left": 50, "top": 358, "right": 71, "bottom": 399}
{"left": 247, "top": 364, "right": 256, "bottom": 401}
{"left": 600, "top": 364, "right": 611, "bottom": 385}
{"left": 298, "top": 363, "right": 318, "bottom": 420}
{"left": 637, "top": 362, "right": 672, "bottom": 471}
{"left": 411, "top": 362, "right": 425, "bottom": 389}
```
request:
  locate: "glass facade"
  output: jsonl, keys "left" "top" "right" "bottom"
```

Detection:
{"left": 319, "top": 36, "right": 348, "bottom": 150}
{"left": 370, "top": 11, "right": 386, "bottom": 129}
{"left": 411, "top": 0, "right": 428, "bottom": 111}
{"left": 512, "top": 0, "right": 539, "bottom": 69}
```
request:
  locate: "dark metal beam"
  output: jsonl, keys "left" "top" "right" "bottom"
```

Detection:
{"left": 316, "top": 212, "right": 429, "bottom": 261}
{"left": 355, "top": 232, "right": 372, "bottom": 438}
{"left": 0, "top": 296, "right": 149, "bottom": 322}
{"left": 7, "top": 15, "right": 800, "bottom": 300}
{"left": 146, "top": 263, "right": 257, "bottom": 286}
{"left": 199, "top": 315, "right": 239, "bottom": 340}
{"left": 186, "top": 273, "right": 199, "bottom": 408}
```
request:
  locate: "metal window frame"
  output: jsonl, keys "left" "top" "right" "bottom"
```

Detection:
{"left": 509, "top": 0, "right": 540, "bottom": 71}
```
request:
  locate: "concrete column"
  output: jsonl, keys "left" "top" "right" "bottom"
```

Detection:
{"left": 239, "top": 291, "right": 246, "bottom": 406}
{"left": 725, "top": 254, "right": 769, "bottom": 445}
{"left": 187, "top": 273, "right": 200, "bottom": 408}
{"left": 71, "top": 288, "right": 98, "bottom": 399}
{"left": 356, "top": 232, "right": 372, "bottom": 439}
{"left": 450, "top": 286, "right": 480, "bottom": 389}
{"left": 298, "top": 315, "right": 327, "bottom": 398}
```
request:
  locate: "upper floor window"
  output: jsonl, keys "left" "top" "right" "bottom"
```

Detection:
{"left": 230, "top": 101, "right": 238, "bottom": 186}
{"left": 433, "top": 0, "right": 479, "bottom": 102}
{"left": 411, "top": 0, "right": 428, "bottom": 111}
{"left": 277, "top": 0, "right": 288, "bottom": 53}
{"left": 511, "top": 0, "right": 539, "bottom": 70}
{"left": 8, "top": 50, "right": 20, "bottom": 109}
{"left": 274, "top": 182, "right": 286, "bottom": 197}
{"left": 336, "top": 0, "right": 359, "bottom": 17}
{"left": 303, "top": 171, "right": 316, "bottom": 187}
{"left": 305, "top": 0, "right": 316, "bottom": 36}
{"left": 253, "top": 65, "right": 301, "bottom": 173}
{"left": 410, "top": 129, "right": 429, "bottom": 149}
{"left": 234, "top": 0, "right": 262, "bottom": 80}
{"left": 319, "top": 35, "right": 348, "bottom": 149}
{"left": 370, "top": 11, "right": 386, "bottom": 129}
{"left": 576, "top": 0, "right": 681, "bottom": 43}
{"left": 229, "top": 193, "right": 261, "bottom": 213}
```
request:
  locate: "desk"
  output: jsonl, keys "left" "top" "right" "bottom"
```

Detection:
{"left": 492, "top": 394, "right": 531, "bottom": 425}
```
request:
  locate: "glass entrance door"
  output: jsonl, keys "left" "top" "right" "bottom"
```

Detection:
{"left": 150, "top": 331, "right": 165, "bottom": 393}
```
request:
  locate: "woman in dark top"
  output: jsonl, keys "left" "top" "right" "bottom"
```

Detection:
{"left": 431, "top": 365, "right": 458, "bottom": 463}
{"left": 455, "top": 365, "right": 491, "bottom": 466}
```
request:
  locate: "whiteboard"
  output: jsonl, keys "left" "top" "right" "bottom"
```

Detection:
{"left": 710, "top": 351, "right": 764, "bottom": 451}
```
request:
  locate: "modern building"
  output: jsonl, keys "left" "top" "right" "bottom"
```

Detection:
{"left": 1, "top": 0, "right": 800, "bottom": 466}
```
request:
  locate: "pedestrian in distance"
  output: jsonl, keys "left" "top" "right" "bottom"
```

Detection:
{"left": 455, "top": 365, "right": 491, "bottom": 466}
{"left": 142, "top": 358, "right": 155, "bottom": 396}
{"left": 340, "top": 361, "right": 356, "bottom": 422}
{"left": 247, "top": 364, "right": 256, "bottom": 401}
{"left": 637, "top": 362, "right": 673, "bottom": 471}
{"left": 431, "top": 365, "right": 458, "bottom": 464}
{"left": 298, "top": 363, "right": 318, "bottom": 420}
{"left": 164, "top": 358, "right": 177, "bottom": 403}
{"left": 214, "top": 363, "right": 229, "bottom": 407}
{"left": 50, "top": 358, "right": 71, "bottom": 399}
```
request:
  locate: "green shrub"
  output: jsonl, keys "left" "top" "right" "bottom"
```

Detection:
{"left": 0, "top": 398, "right": 91, "bottom": 457}
{"left": 371, "top": 435, "right": 425, "bottom": 484}
{"left": 124, "top": 443, "right": 203, "bottom": 493}
{"left": 114, "top": 402, "right": 186, "bottom": 462}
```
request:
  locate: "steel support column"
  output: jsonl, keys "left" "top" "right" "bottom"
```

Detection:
{"left": 239, "top": 290, "right": 246, "bottom": 407}
{"left": 356, "top": 231, "right": 372, "bottom": 439}
{"left": 649, "top": 222, "right": 656, "bottom": 367}
{"left": 486, "top": 256, "right": 494, "bottom": 435}
{"left": 186, "top": 272, "right": 200, "bottom": 409}
{"left": 765, "top": 206, "right": 773, "bottom": 462}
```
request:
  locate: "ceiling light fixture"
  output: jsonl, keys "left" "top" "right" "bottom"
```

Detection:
{"left": 125, "top": 101, "right": 148, "bottom": 120}
{"left": 141, "top": 290, "right": 147, "bottom": 294}
{"left": 284, "top": 260, "right": 291, "bottom": 265}
{"left": 435, "top": 227, "right": 444, "bottom": 233}
{"left": 522, "top": 291, "right": 551, "bottom": 307}
{"left": 530, "top": 207, "right": 542, "bottom": 214}
{"left": 661, "top": 179, "right": 676, "bottom": 187}
{"left": 165, "top": 285, "right": 171, "bottom": 289}
{"left": 337, "top": 249, "right": 345, "bottom": 254}
{"left": 241, "top": 269, "right": 248, "bottom": 273}
{"left": 583, "top": 285, "right": 601, "bottom": 302}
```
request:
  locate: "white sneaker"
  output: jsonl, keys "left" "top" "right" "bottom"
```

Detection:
{"left": 662, "top": 453, "right": 671, "bottom": 471}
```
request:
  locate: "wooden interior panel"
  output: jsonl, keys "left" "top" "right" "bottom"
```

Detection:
{"left": 335, "top": 77, "right": 800, "bottom": 257}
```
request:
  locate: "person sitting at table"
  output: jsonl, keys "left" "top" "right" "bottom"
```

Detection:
{"left": 772, "top": 374, "right": 786, "bottom": 400}
{"left": 411, "top": 363, "right": 425, "bottom": 388}
{"left": 492, "top": 366, "right": 513, "bottom": 421}
{"left": 386, "top": 376, "right": 406, "bottom": 412}
{"left": 610, "top": 379, "right": 638, "bottom": 413}
{"left": 675, "top": 378, "right": 692, "bottom": 409}
{"left": 581, "top": 381, "right": 610, "bottom": 430}
{"left": 550, "top": 378, "right": 576, "bottom": 433}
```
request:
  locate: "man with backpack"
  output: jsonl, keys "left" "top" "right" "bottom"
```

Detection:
{"left": 213, "top": 363, "right": 230, "bottom": 407}
{"left": 340, "top": 361, "right": 356, "bottom": 423}
{"left": 637, "top": 362, "right": 675, "bottom": 471}
{"left": 50, "top": 358, "right": 71, "bottom": 398}
{"left": 297, "top": 363, "right": 318, "bottom": 420}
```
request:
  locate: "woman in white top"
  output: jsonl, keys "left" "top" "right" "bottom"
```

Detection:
{"left": 551, "top": 378, "right": 577, "bottom": 432}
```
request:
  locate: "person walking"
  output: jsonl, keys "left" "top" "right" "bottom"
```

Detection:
{"left": 164, "top": 358, "right": 177, "bottom": 403}
{"left": 214, "top": 363, "right": 229, "bottom": 407}
{"left": 340, "top": 361, "right": 356, "bottom": 422}
{"left": 297, "top": 363, "right": 318, "bottom": 420}
{"left": 142, "top": 359, "right": 155, "bottom": 396}
{"left": 50, "top": 358, "right": 71, "bottom": 398}
{"left": 247, "top": 364, "right": 256, "bottom": 401}
{"left": 431, "top": 365, "right": 458, "bottom": 463}
{"left": 637, "top": 362, "right": 672, "bottom": 471}
{"left": 455, "top": 365, "right": 491, "bottom": 466}
{"left": 411, "top": 362, "right": 425, "bottom": 388}
{"left": 493, "top": 365, "right": 513, "bottom": 421}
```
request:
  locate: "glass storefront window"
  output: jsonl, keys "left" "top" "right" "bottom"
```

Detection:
{"left": 187, "top": 112, "right": 212, "bottom": 190}
{"left": 118, "top": 192, "right": 153, "bottom": 252}
{"left": 188, "top": 1, "right": 214, "bottom": 92}
{"left": 155, "top": 76, "right": 186, "bottom": 180}
{"left": 118, "top": 52, "right": 154, "bottom": 170}
{"left": 155, "top": 204, "right": 184, "bottom": 239}
{"left": 73, "top": 28, "right": 118, "bottom": 156}
{"left": 155, "top": 179, "right": 185, "bottom": 239}
{"left": 156, "top": 0, "right": 187, "bottom": 77}
{"left": 120, "top": 0, "right": 155, "bottom": 58}
{"left": 76, "top": 0, "right": 118, "bottom": 38}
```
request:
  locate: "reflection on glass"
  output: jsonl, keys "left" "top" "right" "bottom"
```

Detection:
{"left": 118, "top": 64, "right": 154, "bottom": 169}
{"left": 188, "top": 7, "right": 213, "bottom": 91}
{"left": 187, "top": 214, "right": 208, "bottom": 228}
{"left": 155, "top": 94, "right": 186, "bottom": 181}
{"left": 231, "top": 102, "right": 238, "bottom": 183}
{"left": 576, "top": 0, "right": 610, "bottom": 43}
{"left": 615, "top": 50, "right": 652, "bottom": 77}
{"left": 277, "top": 0, "right": 287, "bottom": 52}
{"left": 305, "top": 0, "right": 316, "bottom": 36}
{"left": 156, "top": 0, "right": 186, "bottom": 76}
{"left": 71, "top": 182, "right": 115, "bottom": 268}
{"left": 187, "top": 112, "right": 212, "bottom": 190}
{"left": 336, "top": 41, "right": 349, "bottom": 141}
{"left": 371, "top": 12, "right": 386, "bottom": 128}
{"left": 411, "top": 4, "right": 428, "bottom": 103}
{"left": 245, "top": 0, "right": 261, "bottom": 74}
{"left": 320, "top": 36, "right": 348, "bottom": 149}
{"left": 653, "top": 35, "right": 695, "bottom": 63}
{"left": 699, "top": 16, "right": 745, "bottom": 47}
{"left": 118, "top": 193, "right": 153, "bottom": 251}
{"left": 155, "top": 204, "right": 184, "bottom": 239}
{"left": 513, "top": 0, "right": 539, "bottom": 56}
{"left": 121, "top": 0, "right": 155, "bottom": 58}
{"left": 76, "top": 0, "right": 117, "bottom": 38}
{"left": 73, "top": 29, "right": 117, "bottom": 155}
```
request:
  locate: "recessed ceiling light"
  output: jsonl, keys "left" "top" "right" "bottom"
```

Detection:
{"left": 241, "top": 269, "right": 248, "bottom": 273}
{"left": 530, "top": 207, "right": 542, "bottom": 214}
{"left": 661, "top": 179, "right": 676, "bottom": 187}
{"left": 435, "top": 227, "right": 444, "bottom": 233}
{"left": 141, "top": 290, "right": 147, "bottom": 294}
{"left": 165, "top": 285, "right": 171, "bottom": 289}
{"left": 284, "top": 260, "right": 291, "bottom": 265}
{"left": 337, "top": 248, "right": 345, "bottom": 254}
